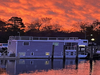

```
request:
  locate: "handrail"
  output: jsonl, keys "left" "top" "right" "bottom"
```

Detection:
{"left": 9, "top": 36, "right": 79, "bottom": 40}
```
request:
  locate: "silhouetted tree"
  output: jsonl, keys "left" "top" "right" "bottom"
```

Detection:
{"left": 6, "top": 17, "right": 25, "bottom": 36}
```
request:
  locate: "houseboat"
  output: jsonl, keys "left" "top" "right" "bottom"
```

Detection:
{"left": 7, "top": 36, "right": 88, "bottom": 58}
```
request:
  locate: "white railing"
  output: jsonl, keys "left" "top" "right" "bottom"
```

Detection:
{"left": 9, "top": 36, "right": 78, "bottom": 40}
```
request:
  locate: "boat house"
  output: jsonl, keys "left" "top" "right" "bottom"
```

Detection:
{"left": 8, "top": 36, "right": 88, "bottom": 58}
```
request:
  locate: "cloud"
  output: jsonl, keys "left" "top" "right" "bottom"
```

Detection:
{"left": 0, "top": 0, "right": 100, "bottom": 31}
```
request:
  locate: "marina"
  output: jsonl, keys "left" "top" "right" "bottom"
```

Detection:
{"left": 0, "top": 36, "right": 99, "bottom": 59}
{"left": 7, "top": 36, "right": 88, "bottom": 59}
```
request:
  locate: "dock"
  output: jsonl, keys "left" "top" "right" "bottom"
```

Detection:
{"left": 0, "top": 56, "right": 19, "bottom": 60}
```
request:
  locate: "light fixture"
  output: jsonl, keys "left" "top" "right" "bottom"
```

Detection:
{"left": 91, "top": 38, "right": 95, "bottom": 41}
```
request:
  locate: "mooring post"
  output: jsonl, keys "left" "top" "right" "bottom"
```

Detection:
{"left": 85, "top": 46, "right": 86, "bottom": 55}
{"left": 51, "top": 45, "right": 55, "bottom": 59}
{"left": 76, "top": 45, "right": 78, "bottom": 59}
{"left": 90, "top": 46, "right": 93, "bottom": 59}
{"left": 90, "top": 59, "right": 93, "bottom": 74}
{"left": 51, "top": 45, "right": 54, "bottom": 69}
{"left": 63, "top": 45, "right": 65, "bottom": 60}
{"left": 63, "top": 45, "right": 65, "bottom": 68}
{"left": 75, "top": 45, "right": 78, "bottom": 69}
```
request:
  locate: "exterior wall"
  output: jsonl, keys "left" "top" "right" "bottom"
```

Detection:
{"left": 8, "top": 40, "right": 17, "bottom": 56}
{"left": 54, "top": 42, "right": 64, "bottom": 58}
{"left": 78, "top": 39, "right": 88, "bottom": 46}
{"left": 17, "top": 41, "right": 64, "bottom": 58}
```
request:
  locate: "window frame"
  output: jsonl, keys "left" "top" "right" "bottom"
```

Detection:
{"left": 23, "top": 41, "right": 30, "bottom": 46}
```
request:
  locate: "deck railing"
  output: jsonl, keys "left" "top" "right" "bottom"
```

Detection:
{"left": 9, "top": 36, "right": 79, "bottom": 40}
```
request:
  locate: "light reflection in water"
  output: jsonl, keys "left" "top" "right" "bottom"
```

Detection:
{"left": 0, "top": 59, "right": 100, "bottom": 75}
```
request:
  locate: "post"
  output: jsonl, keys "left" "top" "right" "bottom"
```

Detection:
{"left": 76, "top": 45, "right": 78, "bottom": 59}
{"left": 90, "top": 38, "right": 95, "bottom": 59}
{"left": 63, "top": 45, "right": 65, "bottom": 68}
{"left": 51, "top": 45, "right": 55, "bottom": 59}
{"left": 90, "top": 59, "right": 93, "bottom": 74}
{"left": 90, "top": 46, "right": 93, "bottom": 59}
{"left": 75, "top": 45, "right": 78, "bottom": 69}
{"left": 51, "top": 45, "right": 54, "bottom": 69}
{"left": 85, "top": 46, "right": 86, "bottom": 55}
{"left": 63, "top": 45, "right": 65, "bottom": 59}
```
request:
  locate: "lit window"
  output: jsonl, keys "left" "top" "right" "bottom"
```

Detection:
{"left": 19, "top": 52, "right": 26, "bottom": 56}
{"left": 45, "top": 61, "right": 49, "bottom": 65}
{"left": 45, "top": 52, "right": 50, "bottom": 55}
{"left": 23, "top": 42, "right": 29, "bottom": 45}
{"left": 19, "top": 60, "right": 25, "bottom": 64}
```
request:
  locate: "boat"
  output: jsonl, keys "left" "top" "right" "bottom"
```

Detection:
{"left": 7, "top": 36, "right": 88, "bottom": 59}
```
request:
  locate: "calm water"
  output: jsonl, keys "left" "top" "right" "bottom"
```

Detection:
{"left": 0, "top": 58, "right": 100, "bottom": 75}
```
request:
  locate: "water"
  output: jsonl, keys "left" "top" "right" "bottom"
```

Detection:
{"left": 0, "top": 59, "right": 99, "bottom": 75}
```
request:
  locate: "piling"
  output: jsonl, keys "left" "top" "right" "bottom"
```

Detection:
{"left": 75, "top": 45, "right": 78, "bottom": 69}
{"left": 63, "top": 45, "right": 65, "bottom": 68}
{"left": 90, "top": 46, "right": 93, "bottom": 59}
{"left": 51, "top": 45, "right": 55, "bottom": 59}
{"left": 76, "top": 45, "right": 78, "bottom": 59}
{"left": 63, "top": 45, "right": 65, "bottom": 59}
{"left": 85, "top": 46, "right": 86, "bottom": 55}
{"left": 51, "top": 45, "right": 54, "bottom": 69}
{"left": 90, "top": 59, "right": 93, "bottom": 73}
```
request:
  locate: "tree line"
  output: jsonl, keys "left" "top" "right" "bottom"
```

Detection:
{"left": 0, "top": 17, "right": 100, "bottom": 45}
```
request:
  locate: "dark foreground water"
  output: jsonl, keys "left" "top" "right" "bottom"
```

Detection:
{"left": 0, "top": 58, "right": 99, "bottom": 75}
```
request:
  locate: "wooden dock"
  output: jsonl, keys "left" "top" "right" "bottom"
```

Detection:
{"left": 0, "top": 56, "right": 19, "bottom": 59}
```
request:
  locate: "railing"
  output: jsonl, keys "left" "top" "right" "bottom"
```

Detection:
{"left": 9, "top": 36, "right": 79, "bottom": 40}
{"left": 65, "top": 46, "right": 77, "bottom": 50}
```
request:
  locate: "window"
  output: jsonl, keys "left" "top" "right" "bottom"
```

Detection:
{"left": 30, "top": 52, "right": 34, "bottom": 55}
{"left": 30, "top": 61, "right": 34, "bottom": 64}
{"left": 71, "top": 52, "right": 73, "bottom": 55}
{"left": 19, "top": 52, "right": 26, "bottom": 56}
{"left": 83, "top": 41, "right": 87, "bottom": 43}
{"left": 9, "top": 42, "right": 11, "bottom": 45}
{"left": 45, "top": 52, "right": 50, "bottom": 55}
{"left": 19, "top": 60, "right": 25, "bottom": 64}
{"left": 45, "top": 61, "right": 49, "bottom": 65}
{"left": 65, "top": 42, "right": 71, "bottom": 46}
{"left": 72, "top": 43, "right": 78, "bottom": 47}
{"left": 23, "top": 42, "right": 29, "bottom": 45}
{"left": 66, "top": 52, "right": 69, "bottom": 55}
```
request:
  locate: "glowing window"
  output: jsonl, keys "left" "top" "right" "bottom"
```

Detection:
{"left": 19, "top": 52, "right": 26, "bottom": 56}
{"left": 45, "top": 61, "right": 49, "bottom": 65}
{"left": 45, "top": 52, "right": 50, "bottom": 55}
{"left": 19, "top": 60, "right": 25, "bottom": 64}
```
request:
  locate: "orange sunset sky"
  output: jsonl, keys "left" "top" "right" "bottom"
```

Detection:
{"left": 0, "top": 0, "right": 100, "bottom": 31}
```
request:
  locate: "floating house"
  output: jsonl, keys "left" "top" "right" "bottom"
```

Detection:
{"left": 8, "top": 36, "right": 88, "bottom": 58}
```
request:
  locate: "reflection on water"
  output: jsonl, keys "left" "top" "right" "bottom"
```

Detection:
{"left": 0, "top": 59, "right": 100, "bottom": 75}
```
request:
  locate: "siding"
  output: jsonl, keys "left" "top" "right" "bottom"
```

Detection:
{"left": 8, "top": 40, "right": 17, "bottom": 55}
{"left": 17, "top": 41, "right": 64, "bottom": 57}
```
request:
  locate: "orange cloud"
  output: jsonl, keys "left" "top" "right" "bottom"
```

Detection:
{"left": 0, "top": 0, "right": 100, "bottom": 31}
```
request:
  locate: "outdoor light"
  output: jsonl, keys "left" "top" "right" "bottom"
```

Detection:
{"left": 90, "top": 34, "right": 93, "bottom": 36}
{"left": 91, "top": 38, "right": 95, "bottom": 41}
